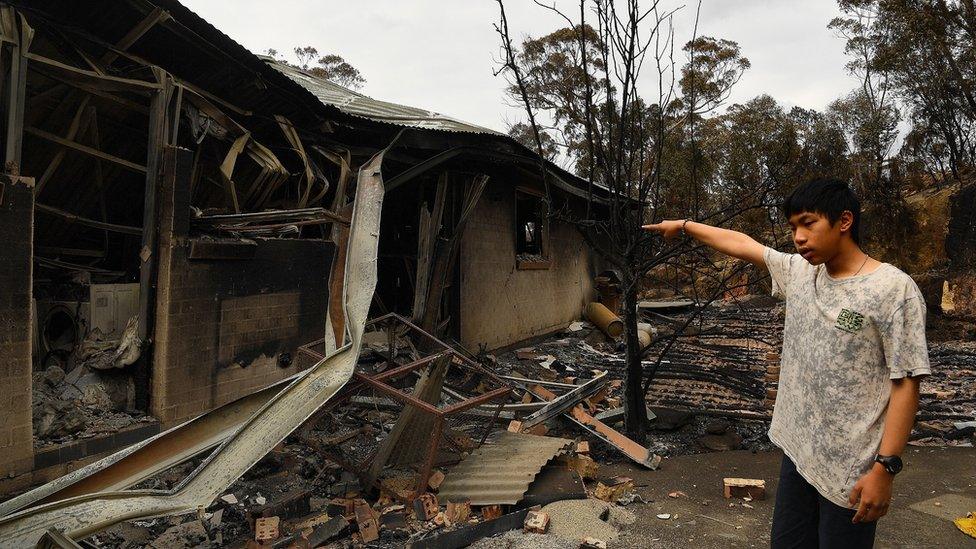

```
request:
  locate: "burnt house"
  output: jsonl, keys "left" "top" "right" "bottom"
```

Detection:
{"left": 0, "top": 0, "right": 603, "bottom": 493}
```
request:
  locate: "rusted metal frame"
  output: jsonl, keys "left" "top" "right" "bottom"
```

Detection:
{"left": 24, "top": 126, "right": 147, "bottom": 173}
{"left": 35, "top": 203, "right": 141, "bottom": 235}
{"left": 383, "top": 313, "right": 460, "bottom": 358}
{"left": 355, "top": 374, "right": 442, "bottom": 417}
{"left": 367, "top": 353, "right": 446, "bottom": 384}
{"left": 440, "top": 387, "right": 511, "bottom": 416}
{"left": 34, "top": 94, "right": 90, "bottom": 193}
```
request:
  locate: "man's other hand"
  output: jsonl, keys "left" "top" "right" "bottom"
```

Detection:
{"left": 849, "top": 464, "right": 893, "bottom": 523}
{"left": 642, "top": 220, "right": 684, "bottom": 239}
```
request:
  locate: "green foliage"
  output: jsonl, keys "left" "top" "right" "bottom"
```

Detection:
{"left": 832, "top": 0, "right": 975, "bottom": 184}
{"left": 279, "top": 46, "right": 367, "bottom": 90}
{"left": 311, "top": 54, "right": 366, "bottom": 90}
{"left": 676, "top": 36, "right": 751, "bottom": 115}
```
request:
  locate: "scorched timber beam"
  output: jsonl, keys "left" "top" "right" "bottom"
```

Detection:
{"left": 24, "top": 126, "right": 147, "bottom": 173}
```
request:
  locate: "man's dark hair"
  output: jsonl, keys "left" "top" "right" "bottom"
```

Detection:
{"left": 782, "top": 177, "right": 861, "bottom": 244}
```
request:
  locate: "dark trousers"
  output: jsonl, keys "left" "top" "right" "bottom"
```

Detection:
{"left": 770, "top": 455, "right": 877, "bottom": 549}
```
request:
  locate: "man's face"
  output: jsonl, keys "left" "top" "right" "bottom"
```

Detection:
{"left": 787, "top": 210, "right": 849, "bottom": 264}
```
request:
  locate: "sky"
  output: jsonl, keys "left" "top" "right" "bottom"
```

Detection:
{"left": 181, "top": 0, "right": 860, "bottom": 133}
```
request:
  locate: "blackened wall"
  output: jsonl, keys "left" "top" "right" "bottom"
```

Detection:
{"left": 150, "top": 152, "right": 334, "bottom": 427}
{"left": 0, "top": 175, "right": 34, "bottom": 477}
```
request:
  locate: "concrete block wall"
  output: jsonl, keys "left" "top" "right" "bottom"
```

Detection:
{"left": 459, "top": 183, "right": 596, "bottom": 351}
{"left": 0, "top": 175, "right": 34, "bottom": 477}
{"left": 150, "top": 147, "right": 335, "bottom": 427}
{"left": 151, "top": 238, "right": 334, "bottom": 426}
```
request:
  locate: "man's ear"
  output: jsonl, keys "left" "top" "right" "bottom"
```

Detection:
{"left": 838, "top": 210, "right": 854, "bottom": 234}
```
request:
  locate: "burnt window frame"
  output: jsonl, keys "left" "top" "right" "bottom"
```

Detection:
{"left": 514, "top": 187, "right": 552, "bottom": 270}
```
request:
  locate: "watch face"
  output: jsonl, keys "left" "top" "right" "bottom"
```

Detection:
{"left": 888, "top": 456, "right": 903, "bottom": 474}
{"left": 878, "top": 455, "right": 903, "bottom": 474}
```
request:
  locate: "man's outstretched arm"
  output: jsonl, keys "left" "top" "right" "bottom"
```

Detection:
{"left": 643, "top": 219, "right": 767, "bottom": 267}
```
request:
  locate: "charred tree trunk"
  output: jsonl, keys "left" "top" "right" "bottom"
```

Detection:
{"left": 622, "top": 273, "right": 648, "bottom": 442}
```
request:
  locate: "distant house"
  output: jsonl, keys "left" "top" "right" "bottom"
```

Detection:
{"left": 0, "top": 0, "right": 604, "bottom": 492}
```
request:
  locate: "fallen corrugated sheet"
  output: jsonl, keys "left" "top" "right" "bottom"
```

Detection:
{"left": 0, "top": 150, "right": 386, "bottom": 548}
{"left": 0, "top": 377, "right": 293, "bottom": 517}
{"left": 436, "top": 431, "right": 572, "bottom": 506}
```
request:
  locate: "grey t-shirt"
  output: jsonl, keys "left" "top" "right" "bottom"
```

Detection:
{"left": 763, "top": 246, "right": 931, "bottom": 507}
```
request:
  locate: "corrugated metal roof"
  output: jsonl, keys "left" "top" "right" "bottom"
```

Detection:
{"left": 436, "top": 431, "right": 573, "bottom": 505}
{"left": 264, "top": 57, "right": 504, "bottom": 136}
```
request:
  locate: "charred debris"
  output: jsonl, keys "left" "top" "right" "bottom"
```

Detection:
{"left": 1, "top": 1, "right": 975, "bottom": 548}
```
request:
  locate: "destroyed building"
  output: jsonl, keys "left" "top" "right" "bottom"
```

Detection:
{"left": 1, "top": 0, "right": 975, "bottom": 547}
{"left": 0, "top": 0, "right": 607, "bottom": 495}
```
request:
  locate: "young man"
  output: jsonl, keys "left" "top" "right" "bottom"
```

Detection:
{"left": 643, "top": 178, "right": 930, "bottom": 548}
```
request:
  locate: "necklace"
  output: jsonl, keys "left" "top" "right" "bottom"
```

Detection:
{"left": 852, "top": 252, "right": 870, "bottom": 277}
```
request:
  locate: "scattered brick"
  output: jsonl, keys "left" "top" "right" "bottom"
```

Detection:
{"left": 723, "top": 478, "right": 766, "bottom": 500}
{"left": 523, "top": 510, "right": 550, "bottom": 533}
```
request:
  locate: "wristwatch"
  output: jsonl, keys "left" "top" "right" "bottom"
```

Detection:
{"left": 874, "top": 454, "right": 903, "bottom": 475}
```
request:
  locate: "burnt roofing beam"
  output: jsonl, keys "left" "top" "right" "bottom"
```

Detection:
{"left": 384, "top": 145, "right": 609, "bottom": 205}
{"left": 35, "top": 203, "right": 142, "bottom": 235}
{"left": 24, "top": 125, "right": 147, "bottom": 173}
{"left": 99, "top": 6, "right": 170, "bottom": 68}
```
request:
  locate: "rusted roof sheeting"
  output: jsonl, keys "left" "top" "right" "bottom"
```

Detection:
{"left": 267, "top": 58, "right": 503, "bottom": 136}
{"left": 436, "top": 431, "right": 572, "bottom": 506}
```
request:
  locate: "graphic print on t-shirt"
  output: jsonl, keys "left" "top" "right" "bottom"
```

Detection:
{"left": 835, "top": 308, "right": 865, "bottom": 333}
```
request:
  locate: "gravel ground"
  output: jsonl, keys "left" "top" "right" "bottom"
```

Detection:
{"left": 542, "top": 498, "right": 636, "bottom": 544}
{"left": 468, "top": 529, "right": 577, "bottom": 549}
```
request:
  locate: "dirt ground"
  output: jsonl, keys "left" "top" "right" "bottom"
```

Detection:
{"left": 597, "top": 446, "right": 976, "bottom": 548}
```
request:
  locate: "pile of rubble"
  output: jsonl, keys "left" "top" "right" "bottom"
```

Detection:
{"left": 68, "top": 300, "right": 974, "bottom": 548}
{"left": 31, "top": 317, "right": 150, "bottom": 446}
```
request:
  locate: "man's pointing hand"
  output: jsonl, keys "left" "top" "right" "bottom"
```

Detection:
{"left": 642, "top": 220, "right": 685, "bottom": 240}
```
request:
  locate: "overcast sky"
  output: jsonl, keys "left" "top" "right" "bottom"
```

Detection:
{"left": 181, "top": 0, "right": 859, "bottom": 133}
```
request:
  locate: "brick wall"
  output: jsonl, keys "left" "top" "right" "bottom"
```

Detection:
{"left": 0, "top": 175, "right": 34, "bottom": 477}
{"left": 150, "top": 149, "right": 335, "bottom": 426}
{"left": 151, "top": 237, "right": 334, "bottom": 426}
{"left": 459, "top": 182, "right": 596, "bottom": 351}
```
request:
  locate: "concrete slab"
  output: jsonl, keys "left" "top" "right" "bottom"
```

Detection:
{"left": 910, "top": 493, "right": 976, "bottom": 522}
{"left": 594, "top": 446, "right": 976, "bottom": 548}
